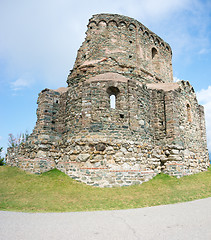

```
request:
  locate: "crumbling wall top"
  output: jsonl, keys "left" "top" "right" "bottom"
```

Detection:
{"left": 90, "top": 13, "right": 172, "bottom": 54}
{"left": 68, "top": 13, "right": 173, "bottom": 85}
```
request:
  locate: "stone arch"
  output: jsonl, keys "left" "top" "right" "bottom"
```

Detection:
{"left": 88, "top": 21, "right": 97, "bottom": 29}
{"left": 143, "top": 31, "right": 149, "bottom": 37}
{"left": 161, "top": 42, "right": 165, "bottom": 48}
{"left": 98, "top": 20, "right": 107, "bottom": 27}
{"left": 108, "top": 20, "right": 118, "bottom": 28}
{"left": 129, "top": 23, "right": 136, "bottom": 31}
{"left": 154, "top": 38, "right": 160, "bottom": 45}
{"left": 150, "top": 35, "right": 154, "bottom": 42}
{"left": 139, "top": 26, "right": 143, "bottom": 32}
{"left": 119, "top": 21, "right": 127, "bottom": 29}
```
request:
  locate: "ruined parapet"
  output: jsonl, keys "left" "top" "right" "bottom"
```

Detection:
{"left": 68, "top": 13, "right": 173, "bottom": 86}
{"left": 6, "top": 13, "right": 209, "bottom": 187}
{"left": 32, "top": 87, "right": 68, "bottom": 140}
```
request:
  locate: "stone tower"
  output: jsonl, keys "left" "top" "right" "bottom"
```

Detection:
{"left": 7, "top": 14, "right": 210, "bottom": 187}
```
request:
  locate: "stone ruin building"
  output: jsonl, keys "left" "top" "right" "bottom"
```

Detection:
{"left": 7, "top": 14, "right": 210, "bottom": 187}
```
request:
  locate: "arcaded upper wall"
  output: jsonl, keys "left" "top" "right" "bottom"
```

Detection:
{"left": 68, "top": 13, "right": 173, "bottom": 85}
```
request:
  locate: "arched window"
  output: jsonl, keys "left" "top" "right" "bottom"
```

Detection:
{"left": 152, "top": 47, "right": 158, "bottom": 59}
{"left": 107, "top": 86, "right": 120, "bottom": 109}
{"left": 110, "top": 94, "right": 116, "bottom": 109}
{"left": 187, "top": 103, "right": 192, "bottom": 122}
{"left": 152, "top": 47, "right": 160, "bottom": 75}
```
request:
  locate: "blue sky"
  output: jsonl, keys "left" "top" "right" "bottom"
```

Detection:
{"left": 0, "top": 0, "right": 211, "bottom": 157}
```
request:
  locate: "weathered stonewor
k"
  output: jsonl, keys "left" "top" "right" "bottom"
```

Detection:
{"left": 6, "top": 14, "right": 210, "bottom": 187}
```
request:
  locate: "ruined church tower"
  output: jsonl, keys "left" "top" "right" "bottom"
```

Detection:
{"left": 7, "top": 14, "right": 209, "bottom": 187}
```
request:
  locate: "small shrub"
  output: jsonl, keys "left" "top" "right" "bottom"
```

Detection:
{"left": 0, "top": 147, "right": 5, "bottom": 166}
{"left": 8, "top": 130, "right": 29, "bottom": 148}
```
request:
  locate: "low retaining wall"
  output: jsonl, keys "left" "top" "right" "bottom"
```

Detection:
{"left": 6, "top": 137, "right": 209, "bottom": 187}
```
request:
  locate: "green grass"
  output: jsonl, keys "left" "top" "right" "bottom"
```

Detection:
{"left": 0, "top": 166, "right": 211, "bottom": 212}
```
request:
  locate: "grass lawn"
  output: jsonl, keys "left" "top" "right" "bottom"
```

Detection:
{"left": 0, "top": 166, "right": 211, "bottom": 212}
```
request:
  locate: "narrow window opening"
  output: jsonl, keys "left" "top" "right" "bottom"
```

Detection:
{"left": 120, "top": 114, "right": 124, "bottom": 119}
{"left": 152, "top": 48, "right": 158, "bottom": 59}
{"left": 187, "top": 103, "right": 192, "bottom": 122}
{"left": 107, "top": 86, "right": 120, "bottom": 110}
{"left": 110, "top": 95, "right": 116, "bottom": 109}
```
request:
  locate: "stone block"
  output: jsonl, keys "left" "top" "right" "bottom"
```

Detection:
{"left": 77, "top": 154, "right": 90, "bottom": 162}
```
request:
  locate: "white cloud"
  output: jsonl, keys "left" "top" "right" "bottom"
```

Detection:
{"left": 197, "top": 86, "right": 211, "bottom": 103}
{"left": 173, "top": 76, "right": 182, "bottom": 82}
{"left": 125, "top": 0, "right": 192, "bottom": 22}
{"left": 198, "top": 48, "right": 211, "bottom": 55}
{"left": 197, "top": 86, "right": 211, "bottom": 153}
{"left": 0, "top": 0, "right": 203, "bottom": 88}
{"left": 10, "top": 73, "right": 34, "bottom": 91}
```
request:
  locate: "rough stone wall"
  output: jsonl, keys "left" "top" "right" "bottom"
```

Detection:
{"left": 68, "top": 14, "right": 173, "bottom": 86}
{"left": 6, "top": 13, "right": 209, "bottom": 187}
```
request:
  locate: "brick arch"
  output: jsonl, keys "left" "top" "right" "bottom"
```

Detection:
{"left": 118, "top": 21, "right": 127, "bottom": 29}
{"left": 143, "top": 31, "right": 149, "bottom": 37}
{"left": 88, "top": 21, "right": 97, "bottom": 29}
{"left": 108, "top": 20, "right": 118, "bottom": 27}
{"left": 129, "top": 23, "right": 136, "bottom": 31}
{"left": 98, "top": 20, "right": 107, "bottom": 27}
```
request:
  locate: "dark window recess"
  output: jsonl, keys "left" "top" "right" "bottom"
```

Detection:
{"left": 129, "top": 55, "right": 132, "bottom": 59}
{"left": 44, "top": 110, "right": 48, "bottom": 113}
{"left": 120, "top": 114, "right": 124, "bottom": 119}
{"left": 152, "top": 48, "right": 158, "bottom": 59}
{"left": 52, "top": 121, "right": 55, "bottom": 124}
{"left": 187, "top": 103, "right": 192, "bottom": 122}
{"left": 56, "top": 100, "right": 59, "bottom": 104}
{"left": 129, "top": 40, "right": 133, "bottom": 43}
